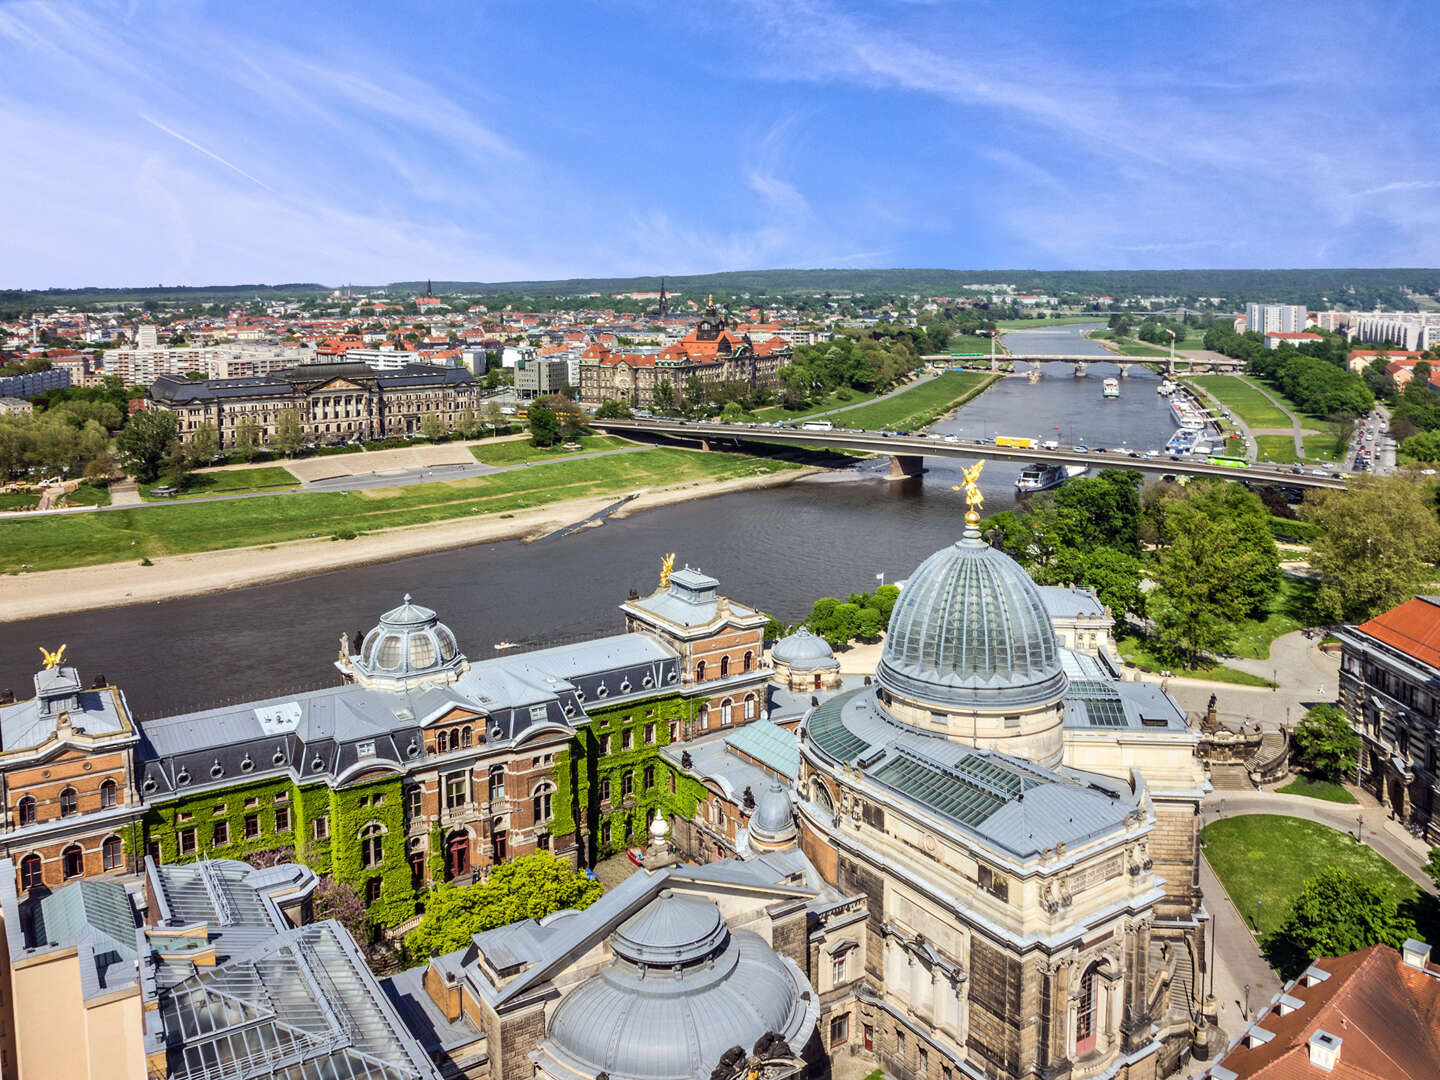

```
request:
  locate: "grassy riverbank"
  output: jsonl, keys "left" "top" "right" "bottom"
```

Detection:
{"left": 468, "top": 434, "right": 631, "bottom": 466}
{"left": 140, "top": 465, "right": 301, "bottom": 500}
{"left": 1190, "top": 375, "right": 1293, "bottom": 428}
{"left": 995, "top": 316, "right": 1103, "bottom": 329}
{"left": 0, "top": 448, "right": 799, "bottom": 574}
{"left": 834, "top": 371, "right": 1000, "bottom": 431}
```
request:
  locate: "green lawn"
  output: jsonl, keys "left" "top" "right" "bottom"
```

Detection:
{"left": 994, "top": 316, "right": 1104, "bottom": 329}
{"left": 142, "top": 465, "right": 300, "bottom": 500}
{"left": 0, "top": 493, "right": 35, "bottom": 511}
{"left": 1086, "top": 330, "right": 1170, "bottom": 356}
{"left": 1255, "top": 435, "right": 1299, "bottom": 464}
{"left": 1276, "top": 775, "right": 1358, "bottom": 804}
{"left": 1116, "top": 633, "right": 1276, "bottom": 686}
{"left": 1225, "top": 577, "right": 1319, "bottom": 660}
{"left": 944, "top": 334, "right": 1002, "bottom": 356}
{"left": 468, "top": 434, "right": 631, "bottom": 466}
{"left": 751, "top": 387, "right": 881, "bottom": 422}
{"left": 0, "top": 484, "right": 111, "bottom": 511}
{"left": 1190, "top": 375, "right": 1293, "bottom": 429}
{"left": 1203, "top": 815, "right": 1420, "bottom": 939}
{"left": 834, "top": 371, "right": 999, "bottom": 431}
{"left": 0, "top": 448, "right": 798, "bottom": 573}
{"left": 1302, "top": 434, "right": 1343, "bottom": 462}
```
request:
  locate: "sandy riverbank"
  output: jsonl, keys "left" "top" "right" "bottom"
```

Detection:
{"left": 0, "top": 467, "right": 821, "bottom": 623}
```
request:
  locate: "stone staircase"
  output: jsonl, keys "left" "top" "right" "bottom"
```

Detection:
{"left": 1246, "top": 728, "right": 1289, "bottom": 781}
{"left": 1208, "top": 762, "right": 1253, "bottom": 791}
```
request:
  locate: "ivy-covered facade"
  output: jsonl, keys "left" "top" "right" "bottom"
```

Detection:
{"left": 5, "top": 569, "right": 772, "bottom": 930}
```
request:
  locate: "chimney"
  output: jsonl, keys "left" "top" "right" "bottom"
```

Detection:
{"left": 1402, "top": 938, "right": 1432, "bottom": 969}
{"left": 1307, "top": 1030, "right": 1341, "bottom": 1071}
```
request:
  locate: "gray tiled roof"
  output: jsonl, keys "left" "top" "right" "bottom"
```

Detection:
{"left": 1037, "top": 585, "right": 1109, "bottom": 621}
{"left": 803, "top": 687, "right": 1137, "bottom": 858}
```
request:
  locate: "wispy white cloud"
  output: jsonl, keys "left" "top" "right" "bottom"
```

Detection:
{"left": 139, "top": 114, "right": 274, "bottom": 192}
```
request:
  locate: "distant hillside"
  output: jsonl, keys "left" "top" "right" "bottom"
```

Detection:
{"left": 398, "top": 267, "right": 1440, "bottom": 305}
{"left": 6, "top": 268, "right": 1440, "bottom": 309}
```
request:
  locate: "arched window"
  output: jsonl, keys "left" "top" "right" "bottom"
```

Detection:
{"left": 720, "top": 655, "right": 730, "bottom": 677}
{"left": 532, "top": 783, "right": 555, "bottom": 824}
{"left": 461, "top": 726, "right": 472, "bottom": 748}
{"left": 100, "top": 779, "right": 118, "bottom": 809}
{"left": 436, "top": 730, "right": 448, "bottom": 753}
{"left": 744, "top": 694, "right": 757, "bottom": 720}
{"left": 17, "top": 796, "right": 35, "bottom": 827}
{"left": 743, "top": 650, "right": 753, "bottom": 673}
{"left": 488, "top": 765, "right": 506, "bottom": 800}
{"left": 59, "top": 788, "right": 78, "bottom": 817}
{"left": 643, "top": 765, "right": 655, "bottom": 790}
{"left": 450, "top": 727, "right": 461, "bottom": 749}
{"left": 19, "top": 854, "right": 42, "bottom": 891}
{"left": 721, "top": 698, "right": 734, "bottom": 725}
{"left": 102, "top": 836, "right": 123, "bottom": 871}
{"left": 695, "top": 660, "right": 706, "bottom": 682}
{"left": 359, "top": 822, "right": 387, "bottom": 869}
{"left": 1076, "top": 964, "right": 1099, "bottom": 1056}
{"left": 62, "top": 844, "right": 83, "bottom": 879}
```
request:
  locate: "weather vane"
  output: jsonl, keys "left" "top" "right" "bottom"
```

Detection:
{"left": 952, "top": 461, "right": 985, "bottom": 526}
{"left": 660, "top": 553, "right": 675, "bottom": 589}
{"left": 38, "top": 644, "right": 67, "bottom": 670}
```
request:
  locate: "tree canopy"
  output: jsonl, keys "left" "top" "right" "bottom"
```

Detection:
{"left": 115, "top": 409, "right": 178, "bottom": 483}
{"left": 403, "top": 852, "right": 602, "bottom": 962}
{"left": 528, "top": 402, "right": 560, "bottom": 447}
{"left": 1271, "top": 867, "right": 1416, "bottom": 976}
{"left": 1301, "top": 475, "right": 1440, "bottom": 622}
{"left": 1290, "top": 704, "right": 1360, "bottom": 782}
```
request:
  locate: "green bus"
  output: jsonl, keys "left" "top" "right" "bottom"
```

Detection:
{"left": 1205, "top": 455, "right": 1250, "bottom": 469}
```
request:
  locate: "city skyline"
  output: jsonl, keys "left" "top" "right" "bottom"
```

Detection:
{"left": 2, "top": 0, "right": 1438, "bottom": 288}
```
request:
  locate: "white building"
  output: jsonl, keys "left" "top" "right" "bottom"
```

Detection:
{"left": 1245, "top": 304, "right": 1308, "bottom": 334}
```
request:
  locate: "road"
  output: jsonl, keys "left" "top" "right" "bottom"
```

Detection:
{"left": 594, "top": 419, "right": 1351, "bottom": 489}
{"left": 1153, "top": 629, "right": 1339, "bottom": 731}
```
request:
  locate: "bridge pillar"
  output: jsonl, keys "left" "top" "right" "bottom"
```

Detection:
{"left": 888, "top": 454, "right": 924, "bottom": 479}
{"left": 1119, "top": 363, "right": 1130, "bottom": 378}
{"left": 1074, "top": 361, "right": 1087, "bottom": 377}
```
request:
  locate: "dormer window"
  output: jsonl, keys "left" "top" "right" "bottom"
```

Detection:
{"left": 357, "top": 741, "right": 376, "bottom": 758}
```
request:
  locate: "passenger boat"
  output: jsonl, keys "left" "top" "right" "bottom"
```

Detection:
{"left": 1015, "top": 462, "right": 1087, "bottom": 493}
{"left": 1102, "top": 377, "right": 1120, "bottom": 398}
{"left": 1157, "top": 379, "right": 1178, "bottom": 396}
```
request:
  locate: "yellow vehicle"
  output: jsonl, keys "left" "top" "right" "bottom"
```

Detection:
{"left": 994, "top": 436, "right": 1036, "bottom": 449}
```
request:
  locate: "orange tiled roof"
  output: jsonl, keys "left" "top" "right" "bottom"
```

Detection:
{"left": 1356, "top": 597, "right": 1440, "bottom": 668}
{"left": 1212, "top": 944, "right": 1440, "bottom": 1079}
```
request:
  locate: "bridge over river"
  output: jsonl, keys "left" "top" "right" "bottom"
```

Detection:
{"left": 593, "top": 418, "right": 1347, "bottom": 490}
{"left": 921, "top": 353, "right": 1246, "bottom": 374}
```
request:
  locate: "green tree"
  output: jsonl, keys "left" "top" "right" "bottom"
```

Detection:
{"left": 403, "top": 852, "right": 602, "bottom": 962}
{"left": 116, "top": 409, "right": 179, "bottom": 483}
{"left": 683, "top": 376, "right": 705, "bottom": 411}
{"left": 187, "top": 420, "right": 220, "bottom": 466}
{"left": 272, "top": 409, "right": 304, "bottom": 455}
{"left": 547, "top": 396, "right": 586, "bottom": 439}
{"left": 455, "top": 407, "right": 479, "bottom": 439}
{"left": 528, "top": 403, "right": 560, "bottom": 447}
{"left": 420, "top": 413, "right": 445, "bottom": 441}
{"left": 1291, "top": 704, "right": 1360, "bottom": 781}
{"left": 1075, "top": 545, "right": 1146, "bottom": 622}
{"left": 1424, "top": 847, "right": 1440, "bottom": 891}
{"left": 1272, "top": 867, "right": 1416, "bottom": 975}
{"left": 1302, "top": 475, "right": 1440, "bottom": 622}
{"left": 596, "top": 399, "right": 632, "bottom": 419}
{"left": 1148, "top": 498, "right": 1273, "bottom": 666}
{"left": 234, "top": 416, "right": 261, "bottom": 461}
{"left": 653, "top": 378, "right": 675, "bottom": 411}
{"left": 484, "top": 401, "right": 507, "bottom": 437}
{"left": 1401, "top": 429, "right": 1440, "bottom": 462}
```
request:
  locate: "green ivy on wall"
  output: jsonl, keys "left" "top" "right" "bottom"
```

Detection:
{"left": 139, "top": 777, "right": 297, "bottom": 866}
{"left": 551, "top": 693, "right": 708, "bottom": 862}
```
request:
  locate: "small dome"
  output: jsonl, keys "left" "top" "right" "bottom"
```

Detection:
{"left": 748, "top": 779, "right": 796, "bottom": 845}
{"left": 353, "top": 594, "right": 464, "bottom": 683}
{"left": 771, "top": 626, "right": 839, "bottom": 671}
{"left": 877, "top": 526, "right": 1065, "bottom": 711}
{"left": 540, "top": 891, "right": 816, "bottom": 1080}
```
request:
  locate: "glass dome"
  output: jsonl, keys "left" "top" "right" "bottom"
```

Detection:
{"left": 353, "top": 594, "right": 464, "bottom": 682}
{"left": 877, "top": 525, "right": 1065, "bottom": 711}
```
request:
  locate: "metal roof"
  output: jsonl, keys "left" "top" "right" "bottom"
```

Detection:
{"left": 723, "top": 718, "right": 800, "bottom": 779}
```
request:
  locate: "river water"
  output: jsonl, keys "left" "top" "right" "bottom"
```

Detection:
{"left": 0, "top": 325, "right": 1182, "bottom": 715}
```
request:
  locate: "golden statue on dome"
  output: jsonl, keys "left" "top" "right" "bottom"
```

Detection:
{"left": 659, "top": 552, "right": 676, "bottom": 588}
{"left": 954, "top": 461, "right": 984, "bottom": 525}
{"left": 38, "top": 644, "right": 67, "bottom": 669}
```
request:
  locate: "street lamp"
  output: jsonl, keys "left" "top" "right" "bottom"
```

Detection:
{"left": 1356, "top": 814, "right": 1365, "bottom": 846}
{"left": 1243, "top": 983, "right": 1251, "bottom": 1021}
{"left": 1272, "top": 668, "right": 1277, "bottom": 692}
{"left": 1256, "top": 898, "right": 1263, "bottom": 935}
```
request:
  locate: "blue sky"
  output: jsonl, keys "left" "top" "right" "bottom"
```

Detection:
{"left": 2, "top": 0, "right": 1437, "bottom": 287}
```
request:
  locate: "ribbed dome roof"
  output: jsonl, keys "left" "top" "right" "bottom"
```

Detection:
{"left": 541, "top": 900, "right": 815, "bottom": 1080}
{"left": 748, "top": 779, "right": 796, "bottom": 845}
{"left": 610, "top": 890, "right": 728, "bottom": 967}
{"left": 353, "top": 594, "right": 464, "bottom": 682}
{"left": 877, "top": 526, "right": 1065, "bottom": 710}
{"left": 771, "top": 626, "right": 839, "bottom": 670}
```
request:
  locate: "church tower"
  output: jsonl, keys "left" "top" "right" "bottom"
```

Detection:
{"left": 658, "top": 277, "right": 668, "bottom": 318}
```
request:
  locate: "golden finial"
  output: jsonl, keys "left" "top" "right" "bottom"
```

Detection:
{"left": 39, "top": 644, "right": 67, "bottom": 670}
{"left": 660, "top": 553, "right": 676, "bottom": 588}
{"left": 953, "top": 460, "right": 984, "bottom": 525}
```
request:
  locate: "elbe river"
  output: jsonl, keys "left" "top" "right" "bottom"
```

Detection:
{"left": 0, "top": 325, "right": 1183, "bottom": 715}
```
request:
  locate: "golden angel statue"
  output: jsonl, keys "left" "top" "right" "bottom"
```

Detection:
{"left": 38, "top": 644, "right": 67, "bottom": 669}
{"left": 961, "top": 461, "right": 984, "bottom": 517}
{"left": 660, "top": 552, "right": 676, "bottom": 589}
